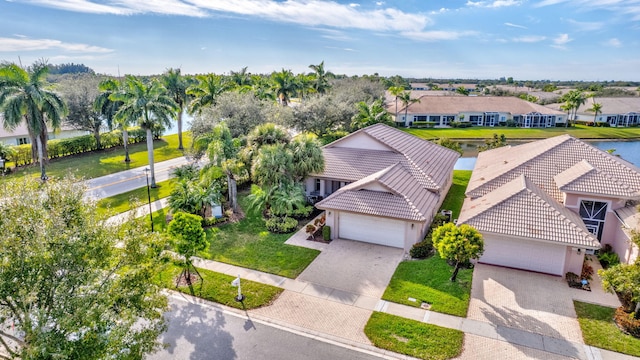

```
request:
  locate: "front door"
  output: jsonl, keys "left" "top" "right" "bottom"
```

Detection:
{"left": 579, "top": 200, "right": 607, "bottom": 241}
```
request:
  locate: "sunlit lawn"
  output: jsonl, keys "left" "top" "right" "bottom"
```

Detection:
{"left": 439, "top": 170, "right": 472, "bottom": 220}
{"left": 7, "top": 132, "right": 191, "bottom": 181}
{"left": 96, "top": 179, "right": 176, "bottom": 217}
{"left": 405, "top": 125, "right": 640, "bottom": 140}
{"left": 574, "top": 301, "right": 640, "bottom": 357}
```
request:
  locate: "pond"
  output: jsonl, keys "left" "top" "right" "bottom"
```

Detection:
{"left": 454, "top": 139, "right": 640, "bottom": 170}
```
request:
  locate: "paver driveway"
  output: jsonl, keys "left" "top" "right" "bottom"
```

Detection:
{"left": 297, "top": 238, "right": 404, "bottom": 298}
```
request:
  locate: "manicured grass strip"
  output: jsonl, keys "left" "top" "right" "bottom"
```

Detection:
{"left": 440, "top": 170, "right": 472, "bottom": 220}
{"left": 405, "top": 125, "right": 640, "bottom": 140}
{"left": 97, "top": 179, "right": 176, "bottom": 216}
{"left": 383, "top": 257, "right": 472, "bottom": 317}
{"left": 158, "top": 262, "right": 283, "bottom": 310}
{"left": 365, "top": 312, "right": 463, "bottom": 360}
{"left": 9, "top": 132, "right": 191, "bottom": 180}
{"left": 574, "top": 301, "right": 640, "bottom": 357}
{"left": 204, "top": 194, "right": 320, "bottom": 279}
{"left": 145, "top": 207, "right": 170, "bottom": 233}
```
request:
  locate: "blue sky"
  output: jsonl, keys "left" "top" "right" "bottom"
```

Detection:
{"left": 1, "top": 0, "right": 639, "bottom": 81}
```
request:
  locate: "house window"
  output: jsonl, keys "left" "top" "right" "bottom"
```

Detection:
{"left": 414, "top": 115, "right": 427, "bottom": 121}
{"left": 579, "top": 200, "right": 607, "bottom": 241}
{"left": 18, "top": 137, "right": 29, "bottom": 145}
{"left": 314, "top": 179, "right": 321, "bottom": 192}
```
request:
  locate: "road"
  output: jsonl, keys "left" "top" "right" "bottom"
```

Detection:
{"left": 83, "top": 157, "right": 189, "bottom": 200}
{"left": 148, "top": 295, "right": 387, "bottom": 360}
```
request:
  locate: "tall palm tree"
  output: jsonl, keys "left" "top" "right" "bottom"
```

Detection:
{"left": 187, "top": 73, "right": 229, "bottom": 115}
{"left": 0, "top": 61, "right": 66, "bottom": 180}
{"left": 587, "top": 101, "right": 603, "bottom": 124}
{"left": 112, "top": 76, "right": 177, "bottom": 187}
{"left": 95, "top": 78, "right": 129, "bottom": 161}
{"left": 289, "top": 133, "right": 324, "bottom": 183}
{"left": 388, "top": 86, "right": 405, "bottom": 122}
{"left": 271, "top": 69, "right": 297, "bottom": 106}
{"left": 162, "top": 68, "right": 188, "bottom": 150}
{"left": 350, "top": 99, "right": 394, "bottom": 130}
{"left": 308, "top": 61, "right": 331, "bottom": 94}
{"left": 230, "top": 66, "right": 252, "bottom": 90}
{"left": 399, "top": 91, "right": 420, "bottom": 126}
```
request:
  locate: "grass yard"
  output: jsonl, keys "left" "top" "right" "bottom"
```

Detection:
{"left": 8, "top": 132, "right": 191, "bottom": 180}
{"left": 439, "top": 170, "right": 472, "bottom": 220}
{"left": 574, "top": 301, "right": 640, "bottom": 357}
{"left": 157, "top": 262, "right": 283, "bottom": 309}
{"left": 96, "top": 179, "right": 176, "bottom": 216}
{"left": 365, "top": 312, "right": 463, "bottom": 360}
{"left": 382, "top": 256, "right": 473, "bottom": 317}
{"left": 405, "top": 125, "right": 640, "bottom": 140}
{"left": 203, "top": 194, "right": 320, "bottom": 278}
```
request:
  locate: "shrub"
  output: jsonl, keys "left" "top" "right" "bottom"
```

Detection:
{"left": 598, "top": 251, "right": 620, "bottom": 269}
{"left": 305, "top": 224, "right": 317, "bottom": 238}
{"left": 410, "top": 238, "right": 433, "bottom": 259}
{"left": 201, "top": 217, "right": 228, "bottom": 228}
{"left": 265, "top": 216, "right": 298, "bottom": 234}
{"left": 290, "top": 205, "right": 314, "bottom": 219}
{"left": 322, "top": 225, "right": 331, "bottom": 241}
{"left": 314, "top": 214, "right": 326, "bottom": 227}
{"left": 566, "top": 272, "right": 580, "bottom": 285}
{"left": 615, "top": 307, "right": 640, "bottom": 338}
{"left": 581, "top": 262, "right": 594, "bottom": 281}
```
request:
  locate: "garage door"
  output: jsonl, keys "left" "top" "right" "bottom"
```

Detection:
{"left": 480, "top": 237, "right": 566, "bottom": 275}
{"left": 339, "top": 212, "right": 405, "bottom": 248}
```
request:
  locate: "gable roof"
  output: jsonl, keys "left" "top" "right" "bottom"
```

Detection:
{"left": 467, "top": 135, "right": 640, "bottom": 202}
{"left": 554, "top": 160, "right": 640, "bottom": 199}
{"left": 547, "top": 97, "right": 640, "bottom": 115}
{"left": 398, "top": 96, "right": 565, "bottom": 116}
{"left": 459, "top": 175, "right": 600, "bottom": 249}
{"left": 315, "top": 124, "right": 459, "bottom": 222}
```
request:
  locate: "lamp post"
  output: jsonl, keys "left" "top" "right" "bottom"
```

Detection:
{"left": 144, "top": 168, "right": 154, "bottom": 232}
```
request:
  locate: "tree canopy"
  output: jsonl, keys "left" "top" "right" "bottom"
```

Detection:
{"left": 432, "top": 223, "right": 484, "bottom": 282}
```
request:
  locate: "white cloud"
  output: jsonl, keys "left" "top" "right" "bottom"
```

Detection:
{"left": 566, "top": 18, "right": 603, "bottom": 31}
{"left": 504, "top": 22, "right": 527, "bottom": 29}
{"left": 349, "top": 3, "right": 359, "bottom": 7}
{"left": 554, "top": 33, "right": 572, "bottom": 45}
{"left": 402, "top": 30, "right": 477, "bottom": 41}
{"left": 316, "top": 28, "right": 354, "bottom": 42}
{"left": 430, "top": 8, "right": 449, "bottom": 15}
{"left": 20, "top": 0, "right": 207, "bottom": 16}
{"left": 605, "top": 38, "right": 622, "bottom": 47}
{"left": 512, "top": 35, "right": 546, "bottom": 42}
{"left": 467, "top": 0, "right": 523, "bottom": 8}
{"left": 0, "top": 36, "right": 113, "bottom": 53}
{"left": 535, "top": 0, "right": 640, "bottom": 20}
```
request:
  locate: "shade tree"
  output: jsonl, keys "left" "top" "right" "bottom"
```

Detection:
{"left": 432, "top": 223, "right": 484, "bottom": 282}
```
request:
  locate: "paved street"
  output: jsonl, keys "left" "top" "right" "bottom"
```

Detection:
{"left": 148, "top": 295, "right": 389, "bottom": 360}
{"left": 83, "top": 156, "right": 189, "bottom": 200}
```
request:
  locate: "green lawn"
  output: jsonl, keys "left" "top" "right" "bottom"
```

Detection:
{"left": 364, "top": 312, "right": 463, "bottom": 360}
{"left": 97, "top": 179, "right": 176, "bottom": 216}
{"left": 405, "top": 125, "right": 640, "bottom": 140}
{"left": 8, "top": 132, "right": 191, "bottom": 180}
{"left": 203, "top": 194, "right": 320, "bottom": 278}
{"left": 382, "top": 257, "right": 473, "bottom": 317}
{"left": 440, "top": 170, "right": 472, "bottom": 220}
{"left": 157, "top": 262, "right": 283, "bottom": 310}
{"left": 574, "top": 301, "right": 640, "bottom": 357}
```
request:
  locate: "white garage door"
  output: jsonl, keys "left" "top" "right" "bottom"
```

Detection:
{"left": 339, "top": 212, "right": 405, "bottom": 248}
{"left": 480, "top": 237, "right": 566, "bottom": 276}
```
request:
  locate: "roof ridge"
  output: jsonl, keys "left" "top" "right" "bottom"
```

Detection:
{"left": 461, "top": 175, "right": 528, "bottom": 224}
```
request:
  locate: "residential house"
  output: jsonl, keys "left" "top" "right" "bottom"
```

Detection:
{"left": 459, "top": 135, "right": 640, "bottom": 276}
{"left": 307, "top": 123, "right": 460, "bottom": 252}
{"left": 394, "top": 96, "right": 566, "bottom": 128}
{"left": 0, "top": 116, "right": 87, "bottom": 146}
{"left": 547, "top": 97, "right": 640, "bottom": 127}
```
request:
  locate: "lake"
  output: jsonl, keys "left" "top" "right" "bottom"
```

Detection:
{"left": 454, "top": 139, "right": 640, "bottom": 170}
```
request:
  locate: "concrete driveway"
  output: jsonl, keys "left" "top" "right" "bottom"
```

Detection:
{"left": 467, "top": 262, "right": 620, "bottom": 344}
{"left": 297, "top": 239, "right": 404, "bottom": 298}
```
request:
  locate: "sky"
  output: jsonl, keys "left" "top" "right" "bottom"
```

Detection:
{"left": 1, "top": 0, "right": 639, "bottom": 81}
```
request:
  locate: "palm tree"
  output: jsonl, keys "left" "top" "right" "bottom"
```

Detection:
{"left": 251, "top": 75, "right": 275, "bottom": 101}
{"left": 112, "top": 76, "right": 177, "bottom": 187}
{"left": 187, "top": 73, "right": 229, "bottom": 115}
{"left": 95, "top": 78, "right": 129, "bottom": 161}
{"left": 295, "top": 73, "right": 315, "bottom": 100}
{"left": 0, "top": 61, "right": 66, "bottom": 180}
{"left": 271, "top": 69, "right": 297, "bottom": 106}
{"left": 351, "top": 99, "right": 394, "bottom": 130}
{"left": 308, "top": 61, "right": 331, "bottom": 94}
{"left": 162, "top": 68, "right": 188, "bottom": 150}
{"left": 587, "top": 101, "right": 603, "bottom": 125}
{"left": 229, "top": 66, "right": 252, "bottom": 90}
{"left": 388, "top": 86, "right": 404, "bottom": 123}
{"left": 399, "top": 92, "right": 420, "bottom": 126}
{"left": 289, "top": 133, "right": 325, "bottom": 183}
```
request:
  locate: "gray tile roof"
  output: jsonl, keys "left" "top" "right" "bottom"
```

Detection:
{"left": 547, "top": 97, "right": 640, "bottom": 115}
{"left": 399, "top": 96, "right": 565, "bottom": 116}
{"left": 554, "top": 160, "right": 640, "bottom": 199}
{"left": 459, "top": 175, "right": 600, "bottom": 248}
{"left": 315, "top": 124, "right": 459, "bottom": 221}
{"left": 467, "top": 135, "right": 640, "bottom": 202}
{"left": 615, "top": 201, "right": 640, "bottom": 238}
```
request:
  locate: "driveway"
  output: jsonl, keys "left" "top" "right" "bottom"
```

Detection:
{"left": 467, "top": 262, "right": 620, "bottom": 344}
{"left": 297, "top": 239, "right": 404, "bottom": 298}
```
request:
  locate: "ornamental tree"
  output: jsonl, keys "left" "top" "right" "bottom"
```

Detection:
{"left": 0, "top": 176, "right": 168, "bottom": 359}
{"left": 167, "top": 212, "right": 208, "bottom": 286}
{"left": 432, "top": 223, "right": 484, "bottom": 282}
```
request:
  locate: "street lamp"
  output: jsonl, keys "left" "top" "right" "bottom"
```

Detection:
{"left": 144, "top": 168, "right": 154, "bottom": 232}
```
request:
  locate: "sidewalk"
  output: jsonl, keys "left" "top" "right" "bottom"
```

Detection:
{"left": 105, "top": 198, "right": 169, "bottom": 226}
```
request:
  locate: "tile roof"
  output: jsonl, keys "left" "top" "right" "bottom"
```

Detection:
{"left": 398, "top": 96, "right": 565, "bottom": 116}
{"left": 615, "top": 202, "right": 640, "bottom": 240}
{"left": 554, "top": 160, "right": 640, "bottom": 199}
{"left": 467, "top": 135, "right": 640, "bottom": 202}
{"left": 547, "top": 97, "right": 640, "bottom": 115}
{"left": 458, "top": 175, "right": 600, "bottom": 248}
{"left": 315, "top": 124, "right": 459, "bottom": 222}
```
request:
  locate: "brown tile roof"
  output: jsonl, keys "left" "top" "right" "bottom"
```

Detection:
{"left": 458, "top": 175, "right": 600, "bottom": 248}
{"left": 554, "top": 160, "right": 640, "bottom": 199}
{"left": 467, "top": 135, "right": 640, "bottom": 202}
{"left": 399, "top": 96, "right": 565, "bottom": 115}
{"left": 315, "top": 124, "right": 459, "bottom": 221}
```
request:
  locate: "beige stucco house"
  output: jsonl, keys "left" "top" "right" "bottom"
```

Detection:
{"left": 459, "top": 135, "right": 640, "bottom": 276}
{"left": 307, "top": 123, "right": 459, "bottom": 251}
{"left": 547, "top": 97, "right": 640, "bottom": 127}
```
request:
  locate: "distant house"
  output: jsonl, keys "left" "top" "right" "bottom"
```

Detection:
{"left": 546, "top": 97, "right": 640, "bottom": 127}
{"left": 459, "top": 135, "right": 640, "bottom": 276}
{"left": 393, "top": 96, "right": 566, "bottom": 128}
{"left": 306, "top": 123, "right": 459, "bottom": 251}
{"left": 0, "top": 117, "right": 87, "bottom": 146}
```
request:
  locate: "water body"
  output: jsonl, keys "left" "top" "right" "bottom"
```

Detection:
{"left": 454, "top": 139, "right": 639, "bottom": 170}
